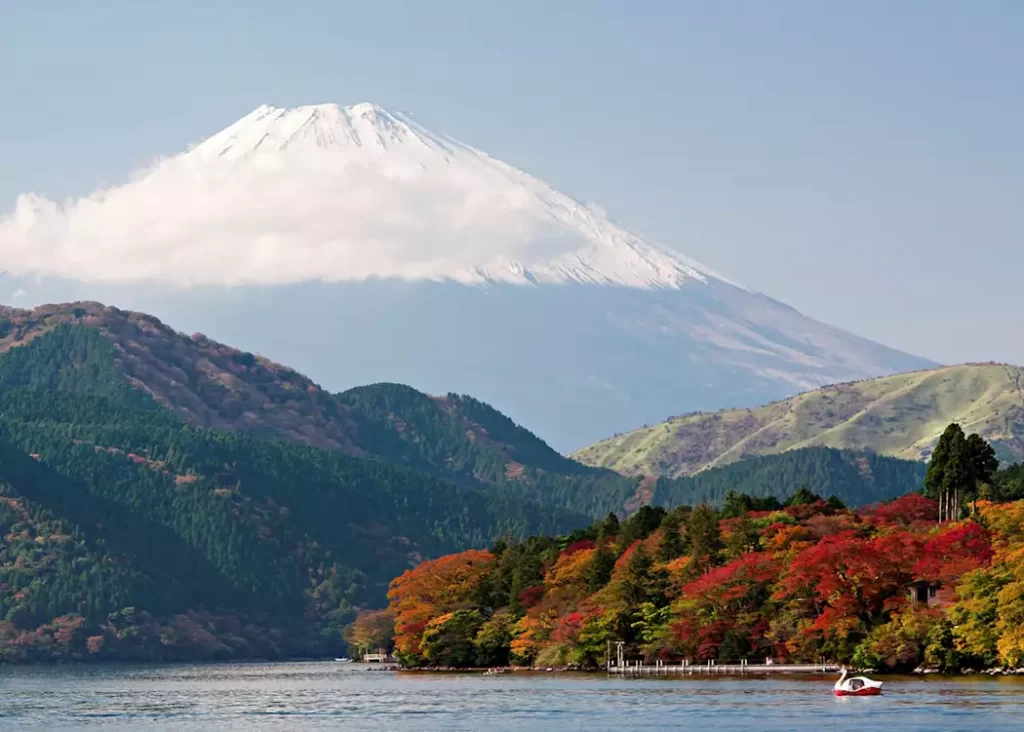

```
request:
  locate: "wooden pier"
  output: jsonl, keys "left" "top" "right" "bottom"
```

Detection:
{"left": 608, "top": 659, "right": 838, "bottom": 676}
{"left": 362, "top": 651, "right": 397, "bottom": 663}
{"left": 606, "top": 641, "right": 836, "bottom": 675}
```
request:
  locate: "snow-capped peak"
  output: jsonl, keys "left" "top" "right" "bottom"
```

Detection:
{"left": 188, "top": 102, "right": 446, "bottom": 161}
{"left": 2, "top": 101, "right": 731, "bottom": 290}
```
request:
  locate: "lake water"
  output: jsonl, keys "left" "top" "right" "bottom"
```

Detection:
{"left": 2, "top": 662, "right": 1023, "bottom": 731}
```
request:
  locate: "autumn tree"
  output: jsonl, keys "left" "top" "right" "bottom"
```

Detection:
{"left": 474, "top": 611, "right": 517, "bottom": 666}
{"left": 387, "top": 549, "right": 495, "bottom": 665}
{"left": 343, "top": 609, "right": 394, "bottom": 657}
{"left": 671, "top": 553, "right": 778, "bottom": 662}
{"left": 914, "top": 522, "right": 993, "bottom": 584}
{"left": 775, "top": 530, "right": 920, "bottom": 659}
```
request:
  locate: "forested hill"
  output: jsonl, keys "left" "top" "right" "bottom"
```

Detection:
{"left": 0, "top": 303, "right": 926, "bottom": 517}
{"left": 0, "top": 322, "right": 583, "bottom": 662}
{"left": 0, "top": 302, "right": 591, "bottom": 489}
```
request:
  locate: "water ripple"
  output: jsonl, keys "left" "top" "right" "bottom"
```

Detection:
{"left": 1, "top": 663, "right": 1022, "bottom": 731}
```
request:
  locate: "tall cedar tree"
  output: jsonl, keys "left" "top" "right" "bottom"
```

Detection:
{"left": 684, "top": 503, "right": 722, "bottom": 573}
{"left": 926, "top": 424, "right": 999, "bottom": 521}
{"left": 656, "top": 509, "right": 685, "bottom": 562}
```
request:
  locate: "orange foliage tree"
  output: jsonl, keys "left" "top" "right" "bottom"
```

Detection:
{"left": 387, "top": 549, "right": 494, "bottom": 663}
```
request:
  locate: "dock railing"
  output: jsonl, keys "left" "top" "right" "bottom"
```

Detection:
{"left": 607, "top": 658, "right": 838, "bottom": 675}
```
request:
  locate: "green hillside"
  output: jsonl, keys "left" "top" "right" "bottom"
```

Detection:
{"left": 0, "top": 303, "right": 591, "bottom": 493}
{"left": 573, "top": 364, "right": 1024, "bottom": 477}
{"left": 0, "top": 324, "right": 583, "bottom": 661}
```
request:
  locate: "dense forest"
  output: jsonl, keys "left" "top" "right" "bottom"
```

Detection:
{"left": 0, "top": 326, "right": 582, "bottom": 662}
{"left": 334, "top": 384, "right": 925, "bottom": 515}
{"left": 379, "top": 427, "right": 1024, "bottom": 673}
{"left": 0, "top": 311, "right": 935, "bottom": 663}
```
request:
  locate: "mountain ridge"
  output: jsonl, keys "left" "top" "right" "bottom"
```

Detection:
{"left": 573, "top": 363, "right": 1024, "bottom": 477}
{"left": 0, "top": 301, "right": 928, "bottom": 514}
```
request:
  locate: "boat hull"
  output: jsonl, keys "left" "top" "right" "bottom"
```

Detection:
{"left": 834, "top": 687, "right": 882, "bottom": 697}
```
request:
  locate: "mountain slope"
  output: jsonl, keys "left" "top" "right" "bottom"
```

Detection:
{"left": 0, "top": 302, "right": 926, "bottom": 513}
{"left": 1, "top": 102, "right": 934, "bottom": 449}
{"left": 574, "top": 364, "right": 1024, "bottom": 477}
{"left": 0, "top": 326, "right": 586, "bottom": 660}
{"left": 0, "top": 301, "right": 589, "bottom": 485}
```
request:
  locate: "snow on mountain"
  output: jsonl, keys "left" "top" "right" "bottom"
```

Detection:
{"left": 1, "top": 102, "right": 716, "bottom": 289}
{"left": 0, "top": 102, "right": 936, "bottom": 449}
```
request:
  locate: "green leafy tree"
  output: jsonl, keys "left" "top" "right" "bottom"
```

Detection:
{"left": 421, "top": 610, "right": 486, "bottom": 667}
{"left": 474, "top": 611, "right": 516, "bottom": 666}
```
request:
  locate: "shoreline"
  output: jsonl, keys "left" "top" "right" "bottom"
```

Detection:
{"left": 6, "top": 657, "right": 1024, "bottom": 677}
{"left": 389, "top": 664, "right": 1024, "bottom": 678}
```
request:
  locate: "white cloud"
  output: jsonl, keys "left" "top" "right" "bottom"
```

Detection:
{"left": 0, "top": 101, "right": 714, "bottom": 291}
{"left": 0, "top": 148, "right": 582, "bottom": 287}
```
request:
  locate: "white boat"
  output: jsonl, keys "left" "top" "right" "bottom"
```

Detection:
{"left": 833, "top": 667, "right": 883, "bottom": 696}
{"left": 334, "top": 657, "right": 353, "bottom": 663}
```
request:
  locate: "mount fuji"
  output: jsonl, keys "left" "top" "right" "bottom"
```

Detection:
{"left": 0, "top": 102, "right": 933, "bottom": 449}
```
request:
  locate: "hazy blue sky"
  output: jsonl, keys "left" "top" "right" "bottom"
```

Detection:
{"left": 2, "top": 1, "right": 1021, "bottom": 364}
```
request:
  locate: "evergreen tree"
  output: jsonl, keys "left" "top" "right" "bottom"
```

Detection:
{"left": 826, "top": 495, "right": 847, "bottom": 510}
{"left": 926, "top": 423, "right": 960, "bottom": 521}
{"left": 598, "top": 512, "right": 621, "bottom": 543}
{"left": 924, "top": 424, "right": 997, "bottom": 521}
{"left": 724, "top": 513, "right": 760, "bottom": 558}
{"left": 618, "top": 543, "right": 654, "bottom": 607}
{"left": 684, "top": 503, "right": 722, "bottom": 573}
{"left": 721, "top": 490, "right": 750, "bottom": 519}
{"left": 618, "top": 505, "right": 666, "bottom": 548}
{"left": 784, "top": 485, "right": 822, "bottom": 507}
{"left": 656, "top": 509, "right": 685, "bottom": 562}
{"left": 965, "top": 433, "right": 999, "bottom": 512}
{"left": 586, "top": 544, "right": 616, "bottom": 593}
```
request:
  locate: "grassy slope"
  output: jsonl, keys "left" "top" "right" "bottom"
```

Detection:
{"left": 573, "top": 364, "right": 1024, "bottom": 477}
